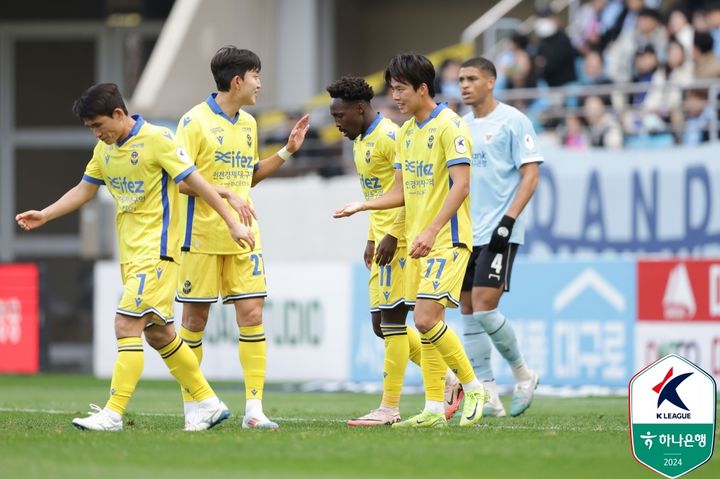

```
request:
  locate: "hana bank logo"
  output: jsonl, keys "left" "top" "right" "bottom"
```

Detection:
{"left": 662, "top": 264, "right": 696, "bottom": 320}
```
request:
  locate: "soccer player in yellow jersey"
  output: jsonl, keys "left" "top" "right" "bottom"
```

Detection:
{"left": 174, "top": 46, "right": 309, "bottom": 430}
{"left": 16, "top": 83, "right": 254, "bottom": 431}
{"left": 335, "top": 53, "right": 488, "bottom": 427}
{"left": 327, "top": 76, "right": 423, "bottom": 426}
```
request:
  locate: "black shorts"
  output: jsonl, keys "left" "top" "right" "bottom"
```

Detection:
{"left": 461, "top": 243, "right": 519, "bottom": 292}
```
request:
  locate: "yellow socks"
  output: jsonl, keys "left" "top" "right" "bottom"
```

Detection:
{"left": 419, "top": 336, "right": 446, "bottom": 402}
{"left": 239, "top": 325, "right": 266, "bottom": 400}
{"left": 179, "top": 326, "right": 204, "bottom": 402}
{"left": 158, "top": 334, "right": 214, "bottom": 402}
{"left": 423, "top": 320, "right": 476, "bottom": 384}
{"left": 379, "top": 324, "right": 411, "bottom": 408}
{"left": 407, "top": 325, "right": 422, "bottom": 366}
{"left": 106, "top": 337, "right": 144, "bottom": 415}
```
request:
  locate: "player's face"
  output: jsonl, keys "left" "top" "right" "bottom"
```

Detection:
{"left": 83, "top": 110, "right": 125, "bottom": 144}
{"left": 238, "top": 69, "right": 261, "bottom": 105}
{"left": 458, "top": 66, "right": 495, "bottom": 107}
{"left": 329, "top": 98, "right": 364, "bottom": 140}
{"left": 389, "top": 79, "right": 422, "bottom": 115}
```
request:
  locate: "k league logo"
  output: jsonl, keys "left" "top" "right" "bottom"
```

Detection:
{"left": 629, "top": 354, "right": 716, "bottom": 478}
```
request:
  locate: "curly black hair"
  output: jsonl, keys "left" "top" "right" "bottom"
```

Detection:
{"left": 326, "top": 76, "right": 374, "bottom": 102}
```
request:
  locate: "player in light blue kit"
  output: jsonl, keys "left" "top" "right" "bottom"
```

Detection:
{"left": 456, "top": 57, "right": 542, "bottom": 417}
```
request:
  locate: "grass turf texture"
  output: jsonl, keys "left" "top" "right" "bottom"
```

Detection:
{"left": 0, "top": 374, "right": 717, "bottom": 479}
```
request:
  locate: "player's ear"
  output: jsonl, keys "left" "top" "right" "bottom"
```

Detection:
{"left": 112, "top": 108, "right": 125, "bottom": 121}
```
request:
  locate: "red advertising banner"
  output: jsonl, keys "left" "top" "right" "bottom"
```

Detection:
{"left": 0, "top": 264, "right": 39, "bottom": 373}
{"left": 638, "top": 260, "right": 720, "bottom": 322}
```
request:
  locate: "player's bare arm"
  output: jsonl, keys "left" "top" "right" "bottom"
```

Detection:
{"left": 505, "top": 161, "right": 540, "bottom": 219}
{"left": 252, "top": 114, "right": 310, "bottom": 186}
{"left": 179, "top": 182, "right": 256, "bottom": 226}
{"left": 16, "top": 180, "right": 100, "bottom": 231}
{"left": 409, "top": 163, "right": 469, "bottom": 259}
{"left": 182, "top": 170, "right": 255, "bottom": 250}
{"left": 334, "top": 169, "right": 404, "bottom": 218}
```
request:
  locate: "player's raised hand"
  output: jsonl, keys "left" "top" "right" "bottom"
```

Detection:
{"left": 409, "top": 228, "right": 438, "bottom": 258}
{"left": 374, "top": 234, "right": 398, "bottom": 266}
{"left": 333, "top": 201, "right": 365, "bottom": 218}
{"left": 230, "top": 222, "right": 255, "bottom": 250}
{"left": 286, "top": 114, "right": 311, "bottom": 153}
{"left": 227, "top": 192, "right": 256, "bottom": 226}
{"left": 16, "top": 210, "right": 48, "bottom": 231}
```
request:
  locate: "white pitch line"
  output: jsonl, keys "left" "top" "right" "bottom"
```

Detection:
{"left": 0, "top": 407, "right": 627, "bottom": 432}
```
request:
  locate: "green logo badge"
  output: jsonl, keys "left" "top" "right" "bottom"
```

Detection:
{"left": 629, "top": 354, "right": 716, "bottom": 478}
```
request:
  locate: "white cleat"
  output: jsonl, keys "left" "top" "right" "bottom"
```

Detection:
{"left": 184, "top": 401, "right": 230, "bottom": 431}
{"left": 242, "top": 413, "right": 279, "bottom": 430}
{"left": 72, "top": 404, "right": 122, "bottom": 432}
{"left": 444, "top": 372, "right": 464, "bottom": 420}
{"left": 483, "top": 393, "right": 507, "bottom": 417}
{"left": 510, "top": 370, "right": 539, "bottom": 417}
{"left": 347, "top": 408, "right": 401, "bottom": 426}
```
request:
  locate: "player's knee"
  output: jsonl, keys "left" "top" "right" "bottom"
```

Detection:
{"left": 182, "top": 310, "right": 209, "bottom": 331}
{"left": 236, "top": 306, "right": 262, "bottom": 327}
{"left": 145, "top": 325, "right": 175, "bottom": 350}
{"left": 412, "top": 316, "right": 434, "bottom": 334}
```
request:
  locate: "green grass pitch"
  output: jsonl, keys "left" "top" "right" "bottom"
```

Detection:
{"left": 0, "top": 374, "right": 717, "bottom": 479}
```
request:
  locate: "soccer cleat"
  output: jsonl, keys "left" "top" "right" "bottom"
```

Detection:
{"left": 510, "top": 370, "right": 539, "bottom": 417}
{"left": 347, "top": 408, "right": 401, "bottom": 426}
{"left": 184, "top": 401, "right": 230, "bottom": 431}
{"left": 72, "top": 404, "right": 122, "bottom": 432}
{"left": 483, "top": 393, "right": 507, "bottom": 417}
{"left": 459, "top": 387, "right": 488, "bottom": 426}
{"left": 391, "top": 410, "right": 447, "bottom": 429}
{"left": 242, "top": 414, "right": 279, "bottom": 430}
{"left": 444, "top": 373, "right": 464, "bottom": 420}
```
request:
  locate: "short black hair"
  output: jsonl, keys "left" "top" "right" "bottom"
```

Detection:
{"left": 384, "top": 53, "right": 436, "bottom": 97}
{"left": 460, "top": 57, "right": 497, "bottom": 79}
{"left": 72, "top": 83, "right": 127, "bottom": 120}
{"left": 638, "top": 7, "right": 662, "bottom": 22}
{"left": 326, "top": 76, "right": 374, "bottom": 102}
{"left": 694, "top": 31, "right": 714, "bottom": 54}
{"left": 210, "top": 46, "right": 261, "bottom": 91}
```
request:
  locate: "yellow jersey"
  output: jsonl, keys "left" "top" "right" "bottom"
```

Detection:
{"left": 176, "top": 93, "right": 260, "bottom": 254}
{"left": 82, "top": 115, "right": 196, "bottom": 264}
{"left": 394, "top": 103, "right": 472, "bottom": 249}
{"left": 353, "top": 114, "right": 405, "bottom": 246}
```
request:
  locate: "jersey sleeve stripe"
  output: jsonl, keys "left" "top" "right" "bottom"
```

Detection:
{"left": 449, "top": 176, "right": 459, "bottom": 244}
{"left": 160, "top": 171, "right": 170, "bottom": 258}
{"left": 520, "top": 155, "right": 544, "bottom": 164}
{"left": 182, "top": 196, "right": 195, "bottom": 251}
{"left": 173, "top": 165, "right": 196, "bottom": 183}
{"left": 82, "top": 174, "right": 104, "bottom": 185}
{"left": 447, "top": 158, "right": 470, "bottom": 167}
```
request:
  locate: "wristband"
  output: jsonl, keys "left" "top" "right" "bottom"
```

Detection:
{"left": 278, "top": 146, "right": 293, "bottom": 161}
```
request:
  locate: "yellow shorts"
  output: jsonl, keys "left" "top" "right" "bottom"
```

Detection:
{"left": 176, "top": 251, "right": 267, "bottom": 304}
{"left": 368, "top": 246, "right": 407, "bottom": 312}
{"left": 404, "top": 246, "right": 470, "bottom": 308}
{"left": 117, "top": 258, "right": 178, "bottom": 324}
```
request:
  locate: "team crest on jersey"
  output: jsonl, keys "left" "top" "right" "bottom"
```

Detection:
{"left": 210, "top": 127, "right": 224, "bottom": 145}
{"left": 130, "top": 151, "right": 140, "bottom": 165}
{"left": 365, "top": 149, "right": 371, "bottom": 163}
{"left": 387, "top": 131, "right": 396, "bottom": 141}
{"left": 524, "top": 134, "right": 535, "bottom": 150}
{"left": 246, "top": 133, "right": 252, "bottom": 148}
{"left": 484, "top": 132, "right": 493, "bottom": 144}
{"left": 427, "top": 135, "right": 435, "bottom": 149}
{"left": 183, "top": 116, "right": 192, "bottom": 127}
{"left": 182, "top": 280, "right": 192, "bottom": 295}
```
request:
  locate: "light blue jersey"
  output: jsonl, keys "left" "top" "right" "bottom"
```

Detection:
{"left": 463, "top": 102, "right": 543, "bottom": 246}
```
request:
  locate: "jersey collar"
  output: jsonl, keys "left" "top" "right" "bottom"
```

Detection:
{"left": 361, "top": 113, "right": 383, "bottom": 139}
{"left": 206, "top": 93, "right": 240, "bottom": 125}
{"left": 415, "top": 102, "right": 446, "bottom": 129}
{"left": 116, "top": 114, "right": 145, "bottom": 147}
